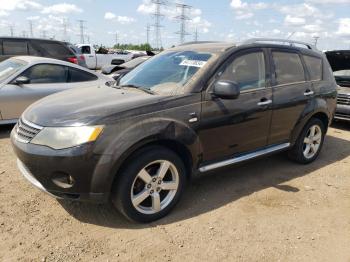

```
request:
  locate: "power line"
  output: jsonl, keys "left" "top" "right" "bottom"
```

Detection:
{"left": 175, "top": 3, "right": 192, "bottom": 44}
{"left": 78, "top": 20, "right": 86, "bottom": 44}
{"left": 151, "top": 0, "right": 166, "bottom": 49}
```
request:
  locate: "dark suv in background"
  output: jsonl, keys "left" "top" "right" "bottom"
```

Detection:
{"left": 326, "top": 50, "right": 350, "bottom": 121}
{"left": 0, "top": 37, "right": 87, "bottom": 67}
{"left": 11, "top": 38, "right": 337, "bottom": 222}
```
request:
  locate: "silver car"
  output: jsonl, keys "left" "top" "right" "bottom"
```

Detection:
{"left": 0, "top": 56, "right": 110, "bottom": 125}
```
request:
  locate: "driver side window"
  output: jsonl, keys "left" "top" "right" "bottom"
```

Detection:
{"left": 219, "top": 51, "right": 266, "bottom": 91}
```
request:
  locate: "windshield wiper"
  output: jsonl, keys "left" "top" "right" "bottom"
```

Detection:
{"left": 120, "top": 84, "right": 155, "bottom": 95}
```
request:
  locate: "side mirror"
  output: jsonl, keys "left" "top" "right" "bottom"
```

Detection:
{"left": 14, "top": 76, "right": 30, "bottom": 85}
{"left": 212, "top": 80, "right": 240, "bottom": 99}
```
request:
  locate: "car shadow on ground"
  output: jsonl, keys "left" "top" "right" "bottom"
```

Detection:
{"left": 0, "top": 124, "right": 14, "bottom": 139}
{"left": 59, "top": 134, "right": 350, "bottom": 229}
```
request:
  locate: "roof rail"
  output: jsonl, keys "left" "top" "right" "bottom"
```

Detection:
{"left": 243, "top": 38, "right": 317, "bottom": 51}
{"left": 178, "top": 41, "right": 222, "bottom": 46}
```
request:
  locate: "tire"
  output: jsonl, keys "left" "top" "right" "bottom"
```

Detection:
{"left": 288, "top": 118, "right": 326, "bottom": 164}
{"left": 112, "top": 146, "right": 186, "bottom": 223}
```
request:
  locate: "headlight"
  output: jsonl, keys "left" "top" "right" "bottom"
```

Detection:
{"left": 31, "top": 126, "right": 104, "bottom": 150}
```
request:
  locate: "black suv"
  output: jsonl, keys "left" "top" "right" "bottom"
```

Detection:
{"left": 0, "top": 37, "right": 87, "bottom": 67}
{"left": 11, "top": 39, "right": 337, "bottom": 222}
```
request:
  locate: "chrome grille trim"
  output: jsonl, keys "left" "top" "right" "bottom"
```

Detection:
{"left": 337, "top": 94, "right": 350, "bottom": 105}
{"left": 15, "top": 118, "right": 43, "bottom": 143}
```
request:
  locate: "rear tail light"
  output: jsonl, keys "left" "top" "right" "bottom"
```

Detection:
{"left": 67, "top": 57, "right": 78, "bottom": 64}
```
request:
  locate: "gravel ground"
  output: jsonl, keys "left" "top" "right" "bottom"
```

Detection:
{"left": 0, "top": 122, "right": 349, "bottom": 262}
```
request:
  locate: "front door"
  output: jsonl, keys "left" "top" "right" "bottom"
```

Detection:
{"left": 199, "top": 48, "right": 273, "bottom": 163}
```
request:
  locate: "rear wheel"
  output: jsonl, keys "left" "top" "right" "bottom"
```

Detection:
{"left": 112, "top": 146, "right": 186, "bottom": 223}
{"left": 288, "top": 118, "right": 326, "bottom": 164}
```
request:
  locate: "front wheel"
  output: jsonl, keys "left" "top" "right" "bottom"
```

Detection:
{"left": 112, "top": 146, "right": 186, "bottom": 223}
{"left": 288, "top": 118, "right": 326, "bottom": 164}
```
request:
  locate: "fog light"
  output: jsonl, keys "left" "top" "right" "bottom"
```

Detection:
{"left": 51, "top": 172, "right": 75, "bottom": 189}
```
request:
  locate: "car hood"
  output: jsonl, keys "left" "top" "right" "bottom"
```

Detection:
{"left": 23, "top": 86, "right": 164, "bottom": 127}
{"left": 325, "top": 50, "right": 350, "bottom": 72}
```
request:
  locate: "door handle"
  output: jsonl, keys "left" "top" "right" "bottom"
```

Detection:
{"left": 304, "top": 90, "right": 314, "bottom": 96}
{"left": 257, "top": 99, "right": 272, "bottom": 106}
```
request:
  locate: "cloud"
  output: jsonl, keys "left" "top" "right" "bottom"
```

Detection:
{"left": 0, "top": 0, "right": 42, "bottom": 13}
{"left": 41, "top": 3, "right": 82, "bottom": 15}
{"left": 306, "top": 0, "right": 350, "bottom": 3}
{"left": 336, "top": 18, "right": 350, "bottom": 37}
{"left": 230, "top": 0, "right": 269, "bottom": 20}
{"left": 189, "top": 16, "right": 212, "bottom": 33}
{"left": 104, "top": 12, "right": 135, "bottom": 24}
{"left": 284, "top": 15, "right": 306, "bottom": 26}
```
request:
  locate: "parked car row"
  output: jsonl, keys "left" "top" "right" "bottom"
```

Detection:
{"left": 9, "top": 38, "right": 338, "bottom": 223}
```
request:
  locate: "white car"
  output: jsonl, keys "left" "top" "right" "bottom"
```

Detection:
{"left": 0, "top": 56, "right": 111, "bottom": 125}
{"left": 77, "top": 44, "right": 133, "bottom": 70}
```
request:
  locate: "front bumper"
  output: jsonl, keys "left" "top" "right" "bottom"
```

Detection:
{"left": 11, "top": 129, "right": 110, "bottom": 203}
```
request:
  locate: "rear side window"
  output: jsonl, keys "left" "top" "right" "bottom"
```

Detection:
{"left": 21, "top": 64, "right": 68, "bottom": 84}
{"left": 272, "top": 52, "right": 305, "bottom": 85}
{"left": 303, "top": 55, "right": 322, "bottom": 81}
{"left": 3, "top": 41, "right": 28, "bottom": 56}
{"left": 38, "top": 42, "right": 73, "bottom": 57}
{"left": 219, "top": 51, "right": 266, "bottom": 91}
{"left": 68, "top": 67, "right": 98, "bottom": 82}
{"left": 81, "top": 46, "right": 91, "bottom": 54}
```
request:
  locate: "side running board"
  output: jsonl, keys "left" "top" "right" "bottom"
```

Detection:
{"left": 199, "top": 143, "right": 291, "bottom": 173}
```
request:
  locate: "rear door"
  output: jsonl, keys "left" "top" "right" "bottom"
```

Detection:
{"left": 199, "top": 48, "right": 273, "bottom": 162}
{"left": 1, "top": 63, "right": 70, "bottom": 120}
{"left": 268, "top": 49, "right": 313, "bottom": 145}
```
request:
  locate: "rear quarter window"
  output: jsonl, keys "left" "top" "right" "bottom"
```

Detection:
{"left": 37, "top": 42, "right": 73, "bottom": 57}
{"left": 272, "top": 51, "right": 305, "bottom": 85}
{"left": 3, "top": 41, "right": 28, "bottom": 56}
{"left": 68, "top": 67, "right": 98, "bottom": 82}
{"left": 303, "top": 55, "right": 323, "bottom": 81}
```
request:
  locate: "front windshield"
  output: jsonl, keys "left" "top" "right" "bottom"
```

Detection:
{"left": 0, "top": 59, "right": 27, "bottom": 82}
{"left": 119, "top": 50, "right": 213, "bottom": 95}
{"left": 334, "top": 70, "right": 350, "bottom": 77}
{"left": 121, "top": 56, "right": 149, "bottom": 68}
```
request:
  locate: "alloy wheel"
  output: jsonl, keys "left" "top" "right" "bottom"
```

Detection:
{"left": 303, "top": 125, "right": 322, "bottom": 159}
{"left": 130, "top": 160, "right": 179, "bottom": 215}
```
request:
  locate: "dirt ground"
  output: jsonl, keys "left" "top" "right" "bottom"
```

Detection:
{"left": 0, "top": 123, "right": 350, "bottom": 262}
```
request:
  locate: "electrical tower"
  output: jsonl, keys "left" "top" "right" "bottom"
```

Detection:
{"left": 175, "top": 3, "right": 192, "bottom": 44}
{"left": 115, "top": 32, "right": 118, "bottom": 46}
{"left": 62, "top": 19, "right": 68, "bottom": 41}
{"left": 28, "top": 20, "right": 33, "bottom": 37}
{"left": 151, "top": 0, "right": 166, "bottom": 50}
{"left": 146, "top": 24, "right": 150, "bottom": 45}
{"left": 9, "top": 25, "right": 14, "bottom": 37}
{"left": 78, "top": 20, "right": 86, "bottom": 44}
{"left": 194, "top": 28, "right": 198, "bottom": 42}
{"left": 313, "top": 36, "right": 320, "bottom": 47}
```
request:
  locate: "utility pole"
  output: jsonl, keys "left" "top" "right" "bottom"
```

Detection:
{"left": 78, "top": 20, "right": 86, "bottom": 44}
{"left": 28, "top": 20, "right": 33, "bottom": 37}
{"left": 313, "top": 36, "right": 320, "bottom": 47}
{"left": 175, "top": 3, "right": 192, "bottom": 44}
{"left": 151, "top": 0, "right": 166, "bottom": 50}
{"left": 194, "top": 28, "right": 198, "bottom": 42}
{"left": 9, "top": 25, "right": 14, "bottom": 37}
{"left": 42, "top": 30, "right": 47, "bottom": 39}
{"left": 115, "top": 32, "right": 118, "bottom": 46}
{"left": 22, "top": 31, "right": 27, "bottom": 38}
{"left": 146, "top": 24, "right": 150, "bottom": 45}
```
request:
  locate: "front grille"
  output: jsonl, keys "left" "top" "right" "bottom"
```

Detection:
{"left": 15, "top": 118, "right": 43, "bottom": 143}
{"left": 337, "top": 94, "right": 350, "bottom": 105}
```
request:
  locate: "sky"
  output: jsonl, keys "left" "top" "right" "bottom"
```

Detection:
{"left": 0, "top": 0, "right": 349, "bottom": 50}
